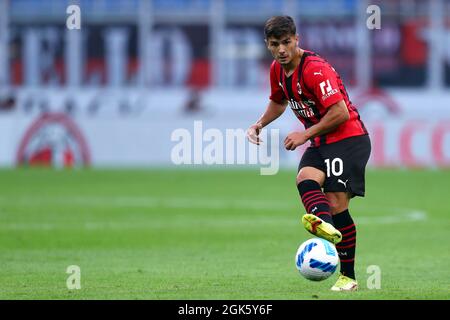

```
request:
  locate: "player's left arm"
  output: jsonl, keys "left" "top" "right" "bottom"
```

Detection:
{"left": 284, "top": 65, "right": 349, "bottom": 150}
{"left": 284, "top": 101, "right": 349, "bottom": 150}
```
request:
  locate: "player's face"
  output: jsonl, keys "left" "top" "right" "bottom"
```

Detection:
{"left": 266, "top": 34, "right": 298, "bottom": 65}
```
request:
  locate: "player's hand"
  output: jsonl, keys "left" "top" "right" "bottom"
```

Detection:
{"left": 247, "top": 123, "right": 263, "bottom": 145}
{"left": 284, "top": 131, "right": 308, "bottom": 150}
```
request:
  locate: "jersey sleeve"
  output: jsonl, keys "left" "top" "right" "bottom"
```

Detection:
{"left": 304, "top": 64, "right": 344, "bottom": 108}
{"left": 269, "top": 61, "right": 286, "bottom": 104}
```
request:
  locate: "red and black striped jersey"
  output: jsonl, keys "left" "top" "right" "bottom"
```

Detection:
{"left": 269, "top": 50, "right": 368, "bottom": 147}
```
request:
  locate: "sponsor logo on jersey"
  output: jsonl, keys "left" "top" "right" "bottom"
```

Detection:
{"left": 322, "top": 89, "right": 339, "bottom": 101}
{"left": 320, "top": 79, "right": 339, "bottom": 101}
{"left": 288, "top": 99, "right": 315, "bottom": 119}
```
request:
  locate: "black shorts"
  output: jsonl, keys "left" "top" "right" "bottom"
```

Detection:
{"left": 298, "top": 135, "right": 371, "bottom": 197}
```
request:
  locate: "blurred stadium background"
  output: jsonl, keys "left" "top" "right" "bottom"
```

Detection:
{"left": 0, "top": 0, "right": 449, "bottom": 299}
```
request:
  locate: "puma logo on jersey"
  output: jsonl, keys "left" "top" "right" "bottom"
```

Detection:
{"left": 338, "top": 179, "right": 348, "bottom": 188}
{"left": 278, "top": 81, "right": 284, "bottom": 88}
{"left": 313, "top": 71, "right": 323, "bottom": 76}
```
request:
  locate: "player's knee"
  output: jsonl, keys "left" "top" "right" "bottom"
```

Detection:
{"left": 296, "top": 171, "right": 316, "bottom": 185}
{"left": 328, "top": 199, "right": 340, "bottom": 214}
{"left": 296, "top": 173, "right": 304, "bottom": 185}
{"left": 296, "top": 174, "right": 304, "bottom": 185}
{"left": 326, "top": 194, "right": 347, "bottom": 214}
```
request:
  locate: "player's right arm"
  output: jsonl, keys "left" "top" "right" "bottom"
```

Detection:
{"left": 247, "top": 61, "right": 288, "bottom": 145}
{"left": 247, "top": 99, "right": 288, "bottom": 145}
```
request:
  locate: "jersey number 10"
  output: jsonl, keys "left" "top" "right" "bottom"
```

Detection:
{"left": 324, "top": 158, "right": 343, "bottom": 177}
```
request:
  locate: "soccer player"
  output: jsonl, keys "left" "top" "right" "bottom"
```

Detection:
{"left": 247, "top": 16, "right": 371, "bottom": 291}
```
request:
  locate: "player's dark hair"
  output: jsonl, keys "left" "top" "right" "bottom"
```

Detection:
{"left": 264, "top": 16, "right": 296, "bottom": 40}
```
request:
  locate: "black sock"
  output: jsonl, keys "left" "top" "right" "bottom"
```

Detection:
{"left": 297, "top": 180, "right": 334, "bottom": 226}
{"left": 333, "top": 209, "right": 356, "bottom": 280}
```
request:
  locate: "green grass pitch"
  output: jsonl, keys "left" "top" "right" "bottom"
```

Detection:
{"left": 0, "top": 168, "right": 449, "bottom": 299}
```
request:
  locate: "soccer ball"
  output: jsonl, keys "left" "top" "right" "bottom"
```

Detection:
{"left": 295, "top": 238, "right": 339, "bottom": 281}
